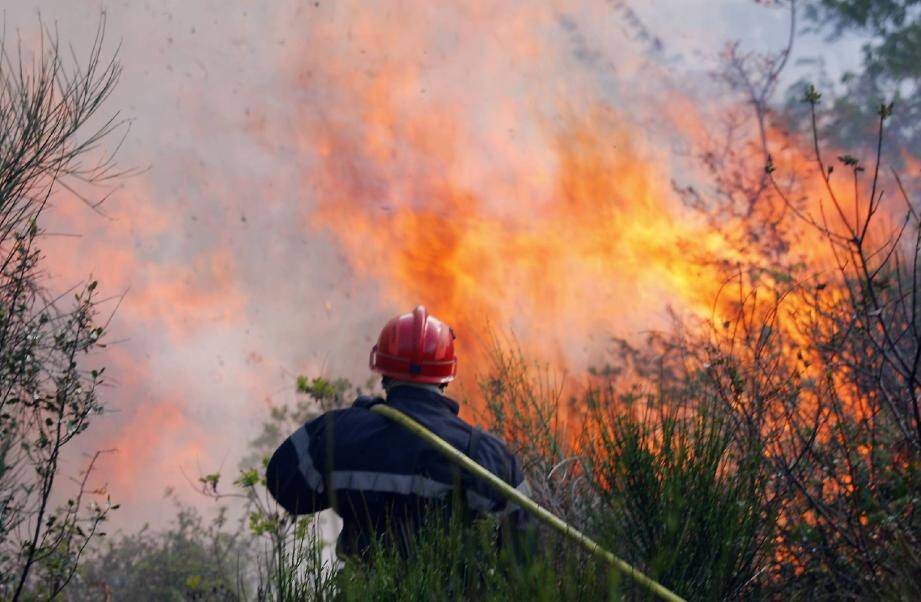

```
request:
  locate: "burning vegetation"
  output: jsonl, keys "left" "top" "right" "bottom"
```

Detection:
{"left": 2, "top": 1, "right": 920, "bottom": 600}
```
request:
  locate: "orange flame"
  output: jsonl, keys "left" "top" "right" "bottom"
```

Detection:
{"left": 27, "top": 2, "right": 914, "bottom": 531}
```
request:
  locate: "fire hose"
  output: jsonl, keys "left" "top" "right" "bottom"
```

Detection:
{"left": 370, "top": 403, "right": 686, "bottom": 602}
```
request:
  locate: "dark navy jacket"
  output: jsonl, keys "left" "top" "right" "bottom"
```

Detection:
{"left": 265, "top": 385, "right": 530, "bottom": 556}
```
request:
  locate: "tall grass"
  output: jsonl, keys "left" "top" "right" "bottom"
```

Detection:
{"left": 584, "top": 390, "right": 773, "bottom": 600}
{"left": 270, "top": 506, "right": 615, "bottom": 601}
{"left": 477, "top": 345, "right": 775, "bottom": 600}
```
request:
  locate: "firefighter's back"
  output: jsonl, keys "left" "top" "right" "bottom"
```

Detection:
{"left": 266, "top": 385, "right": 527, "bottom": 558}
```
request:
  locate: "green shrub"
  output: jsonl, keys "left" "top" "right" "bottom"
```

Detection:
{"left": 269, "top": 510, "right": 615, "bottom": 602}
{"left": 584, "top": 390, "right": 773, "bottom": 600}
{"left": 68, "top": 498, "right": 248, "bottom": 601}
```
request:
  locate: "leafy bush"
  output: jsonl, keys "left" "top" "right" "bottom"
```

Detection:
{"left": 584, "top": 390, "right": 773, "bottom": 600}
{"left": 477, "top": 345, "right": 778, "bottom": 600}
{"left": 68, "top": 496, "right": 249, "bottom": 601}
{"left": 0, "top": 19, "right": 126, "bottom": 600}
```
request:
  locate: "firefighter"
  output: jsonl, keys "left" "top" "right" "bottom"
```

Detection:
{"left": 265, "top": 305, "right": 530, "bottom": 558}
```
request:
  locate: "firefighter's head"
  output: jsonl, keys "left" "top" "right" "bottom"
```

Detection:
{"left": 369, "top": 306, "right": 457, "bottom": 390}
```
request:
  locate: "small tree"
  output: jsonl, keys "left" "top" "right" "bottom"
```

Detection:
{"left": 0, "top": 19, "right": 126, "bottom": 600}
{"left": 762, "top": 90, "right": 921, "bottom": 598}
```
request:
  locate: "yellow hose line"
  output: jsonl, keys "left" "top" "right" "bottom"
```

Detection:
{"left": 370, "top": 404, "right": 686, "bottom": 602}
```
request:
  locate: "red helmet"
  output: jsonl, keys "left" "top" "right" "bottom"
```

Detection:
{"left": 369, "top": 306, "right": 457, "bottom": 384}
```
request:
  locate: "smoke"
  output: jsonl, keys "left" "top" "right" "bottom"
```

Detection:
{"left": 279, "top": 1, "right": 725, "bottom": 370}
{"left": 6, "top": 1, "right": 810, "bottom": 528}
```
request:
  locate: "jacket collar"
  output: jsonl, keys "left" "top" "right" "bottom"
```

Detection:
{"left": 384, "top": 379, "right": 444, "bottom": 396}
{"left": 386, "top": 384, "right": 460, "bottom": 415}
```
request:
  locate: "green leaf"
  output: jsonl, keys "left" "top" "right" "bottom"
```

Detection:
{"left": 803, "top": 84, "right": 822, "bottom": 104}
{"left": 235, "top": 468, "right": 260, "bottom": 488}
{"left": 878, "top": 101, "right": 894, "bottom": 119}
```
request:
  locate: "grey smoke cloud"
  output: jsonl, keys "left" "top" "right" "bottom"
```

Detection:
{"left": 4, "top": 1, "right": 862, "bottom": 529}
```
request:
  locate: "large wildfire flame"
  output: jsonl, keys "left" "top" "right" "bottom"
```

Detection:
{"left": 291, "top": 3, "right": 881, "bottom": 395}
{"left": 310, "top": 110, "right": 732, "bottom": 381}
{"left": 288, "top": 3, "right": 751, "bottom": 391}
{"left": 22, "top": 1, "right": 907, "bottom": 528}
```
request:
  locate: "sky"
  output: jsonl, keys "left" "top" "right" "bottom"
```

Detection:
{"left": 4, "top": 1, "right": 867, "bottom": 529}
